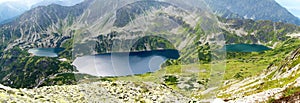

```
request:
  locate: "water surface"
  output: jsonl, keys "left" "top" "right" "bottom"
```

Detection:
{"left": 225, "top": 44, "right": 271, "bottom": 52}
{"left": 72, "top": 49, "right": 179, "bottom": 77}
{"left": 28, "top": 48, "right": 64, "bottom": 57}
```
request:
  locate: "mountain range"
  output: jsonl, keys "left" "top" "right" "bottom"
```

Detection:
{"left": 1, "top": 0, "right": 300, "bottom": 26}
{"left": 0, "top": 0, "right": 299, "bottom": 87}
{"left": 0, "top": 0, "right": 300, "bottom": 102}
{"left": 0, "top": 1, "right": 29, "bottom": 24}
{"left": 205, "top": 0, "right": 300, "bottom": 25}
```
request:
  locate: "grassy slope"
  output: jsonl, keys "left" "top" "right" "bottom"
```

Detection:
{"left": 218, "top": 38, "right": 300, "bottom": 99}
{"left": 108, "top": 38, "right": 300, "bottom": 99}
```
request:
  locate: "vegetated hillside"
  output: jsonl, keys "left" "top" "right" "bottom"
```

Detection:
{"left": 0, "top": 47, "right": 76, "bottom": 88}
{"left": 204, "top": 0, "right": 300, "bottom": 25}
{"left": 219, "top": 39, "right": 300, "bottom": 102}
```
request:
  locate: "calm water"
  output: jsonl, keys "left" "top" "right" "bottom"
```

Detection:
{"left": 28, "top": 48, "right": 64, "bottom": 57}
{"left": 225, "top": 44, "right": 271, "bottom": 52}
{"left": 72, "top": 50, "right": 180, "bottom": 77}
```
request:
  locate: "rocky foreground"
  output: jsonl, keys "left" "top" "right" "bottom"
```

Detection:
{"left": 2, "top": 80, "right": 299, "bottom": 103}
{"left": 0, "top": 81, "right": 197, "bottom": 103}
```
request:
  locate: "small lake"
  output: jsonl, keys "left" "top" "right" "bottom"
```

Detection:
{"left": 225, "top": 44, "right": 271, "bottom": 52}
{"left": 28, "top": 48, "right": 64, "bottom": 57}
{"left": 72, "top": 49, "right": 180, "bottom": 77}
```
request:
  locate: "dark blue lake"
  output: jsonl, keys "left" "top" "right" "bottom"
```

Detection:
{"left": 225, "top": 44, "right": 271, "bottom": 52}
{"left": 28, "top": 48, "right": 64, "bottom": 57}
{"left": 72, "top": 49, "right": 180, "bottom": 77}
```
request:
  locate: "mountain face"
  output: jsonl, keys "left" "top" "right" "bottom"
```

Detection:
{"left": 204, "top": 0, "right": 300, "bottom": 25}
{"left": 1, "top": 1, "right": 91, "bottom": 48}
{"left": 0, "top": 0, "right": 221, "bottom": 62}
{"left": 1, "top": 0, "right": 218, "bottom": 53}
{"left": 218, "top": 18, "right": 300, "bottom": 45}
{"left": 1, "top": 0, "right": 299, "bottom": 50}
{"left": 0, "top": 0, "right": 84, "bottom": 24}
{"left": 0, "top": 2, "right": 29, "bottom": 24}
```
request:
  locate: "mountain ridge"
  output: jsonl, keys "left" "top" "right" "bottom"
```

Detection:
{"left": 204, "top": 0, "right": 300, "bottom": 25}
{"left": 0, "top": 0, "right": 86, "bottom": 24}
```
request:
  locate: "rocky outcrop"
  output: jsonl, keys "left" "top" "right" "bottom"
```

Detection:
{"left": 0, "top": 81, "right": 195, "bottom": 102}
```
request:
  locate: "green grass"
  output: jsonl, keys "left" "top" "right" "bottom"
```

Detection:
{"left": 216, "top": 39, "right": 300, "bottom": 98}
{"left": 242, "top": 73, "right": 300, "bottom": 96}
{"left": 291, "top": 57, "right": 300, "bottom": 68}
{"left": 225, "top": 59, "right": 269, "bottom": 80}
{"left": 283, "top": 87, "right": 300, "bottom": 97}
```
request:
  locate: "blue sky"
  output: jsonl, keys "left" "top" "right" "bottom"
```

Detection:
{"left": 276, "top": 0, "right": 300, "bottom": 18}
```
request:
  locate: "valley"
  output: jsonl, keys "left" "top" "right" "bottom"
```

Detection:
{"left": 0, "top": 0, "right": 300, "bottom": 102}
